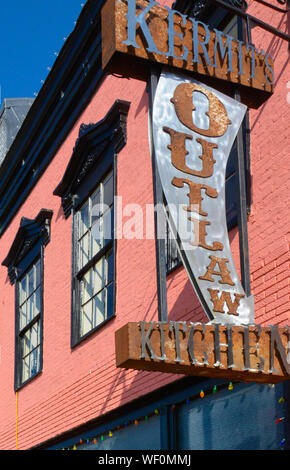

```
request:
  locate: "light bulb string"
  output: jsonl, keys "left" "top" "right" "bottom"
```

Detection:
{"left": 63, "top": 381, "right": 238, "bottom": 450}
{"left": 61, "top": 384, "right": 287, "bottom": 451}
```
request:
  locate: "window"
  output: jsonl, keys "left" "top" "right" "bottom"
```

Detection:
{"left": 2, "top": 209, "right": 52, "bottom": 389}
{"left": 17, "top": 259, "right": 42, "bottom": 385}
{"left": 75, "top": 171, "right": 114, "bottom": 339}
{"left": 53, "top": 99, "right": 130, "bottom": 346}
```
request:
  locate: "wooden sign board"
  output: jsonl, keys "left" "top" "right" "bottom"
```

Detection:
{"left": 115, "top": 321, "right": 290, "bottom": 384}
{"left": 101, "top": 0, "right": 274, "bottom": 109}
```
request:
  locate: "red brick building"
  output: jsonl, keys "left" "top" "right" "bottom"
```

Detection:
{"left": 0, "top": 0, "right": 289, "bottom": 450}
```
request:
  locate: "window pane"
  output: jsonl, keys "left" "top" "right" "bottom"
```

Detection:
{"left": 26, "top": 296, "right": 34, "bottom": 325}
{"left": 107, "top": 250, "right": 114, "bottom": 284}
{"left": 22, "top": 329, "right": 31, "bottom": 357}
{"left": 94, "top": 257, "right": 106, "bottom": 295}
{"left": 34, "top": 287, "right": 41, "bottom": 316}
{"left": 81, "top": 299, "right": 93, "bottom": 337}
{"left": 19, "top": 276, "right": 27, "bottom": 305}
{"left": 20, "top": 303, "right": 28, "bottom": 330}
{"left": 225, "top": 172, "right": 238, "bottom": 230}
{"left": 78, "top": 233, "right": 90, "bottom": 269}
{"left": 22, "top": 321, "right": 40, "bottom": 356}
{"left": 35, "top": 259, "right": 41, "bottom": 289}
{"left": 165, "top": 219, "right": 181, "bottom": 272}
{"left": 26, "top": 295, "right": 35, "bottom": 324}
{"left": 106, "top": 283, "right": 114, "bottom": 318}
{"left": 91, "top": 188, "right": 101, "bottom": 225}
{"left": 28, "top": 267, "right": 34, "bottom": 297}
{"left": 22, "top": 356, "right": 30, "bottom": 383}
{"left": 79, "top": 202, "right": 90, "bottom": 238}
{"left": 81, "top": 268, "right": 94, "bottom": 305}
{"left": 91, "top": 218, "right": 102, "bottom": 258}
{"left": 22, "top": 346, "right": 40, "bottom": 383}
{"left": 30, "top": 347, "right": 40, "bottom": 376}
{"left": 103, "top": 172, "right": 113, "bottom": 208}
{"left": 30, "top": 321, "right": 40, "bottom": 350}
{"left": 103, "top": 207, "right": 113, "bottom": 246}
{"left": 93, "top": 289, "right": 106, "bottom": 327}
{"left": 20, "top": 288, "right": 40, "bottom": 330}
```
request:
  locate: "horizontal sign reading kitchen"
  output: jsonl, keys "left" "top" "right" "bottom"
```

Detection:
{"left": 101, "top": 0, "right": 274, "bottom": 107}
{"left": 115, "top": 322, "right": 290, "bottom": 383}
{"left": 153, "top": 71, "right": 254, "bottom": 325}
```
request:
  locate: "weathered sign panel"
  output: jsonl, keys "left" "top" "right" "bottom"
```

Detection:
{"left": 115, "top": 321, "right": 290, "bottom": 384}
{"left": 101, "top": 0, "right": 274, "bottom": 108}
{"left": 153, "top": 71, "right": 254, "bottom": 325}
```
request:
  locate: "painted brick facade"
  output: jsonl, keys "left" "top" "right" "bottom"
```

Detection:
{"left": 0, "top": 0, "right": 288, "bottom": 450}
{"left": 247, "top": 0, "right": 289, "bottom": 326}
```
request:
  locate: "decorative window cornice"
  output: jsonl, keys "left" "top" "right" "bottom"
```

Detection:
{"left": 53, "top": 99, "right": 130, "bottom": 218}
{"left": 2, "top": 209, "right": 53, "bottom": 284}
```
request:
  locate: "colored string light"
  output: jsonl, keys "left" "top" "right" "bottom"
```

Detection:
{"left": 60, "top": 382, "right": 286, "bottom": 451}
{"left": 275, "top": 417, "right": 285, "bottom": 423}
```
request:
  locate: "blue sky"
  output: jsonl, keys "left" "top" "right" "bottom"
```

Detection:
{"left": 0, "top": 1, "right": 85, "bottom": 106}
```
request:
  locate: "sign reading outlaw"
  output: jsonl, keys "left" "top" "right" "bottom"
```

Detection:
{"left": 153, "top": 73, "right": 254, "bottom": 325}
{"left": 101, "top": 0, "right": 274, "bottom": 108}
{"left": 115, "top": 322, "right": 290, "bottom": 384}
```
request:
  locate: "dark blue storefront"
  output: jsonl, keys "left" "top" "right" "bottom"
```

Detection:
{"left": 47, "top": 377, "right": 289, "bottom": 451}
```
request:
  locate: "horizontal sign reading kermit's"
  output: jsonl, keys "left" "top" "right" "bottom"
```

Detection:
{"left": 101, "top": 0, "right": 274, "bottom": 108}
{"left": 115, "top": 321, "right": 290, "bottom": 384}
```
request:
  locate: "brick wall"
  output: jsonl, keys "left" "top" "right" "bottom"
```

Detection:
{"left": 0, "top": 0, "right": 288, "bottom": 450}
{"left": 247, "top": 0, "right": 289, "bottom": 326}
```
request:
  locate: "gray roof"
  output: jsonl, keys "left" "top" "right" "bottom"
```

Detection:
{"left": 0, "top": 98, "right": 34, "bottom": 165}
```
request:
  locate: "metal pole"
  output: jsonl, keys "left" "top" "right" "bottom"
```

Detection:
{"left": 148, "top": 66, "right": 168, "bottom": 322}
{"left": 234, "top": 89, "right": 251, "bottom": 297}
{"left": 246, "top": 16, "right": 252, "bottom": 44}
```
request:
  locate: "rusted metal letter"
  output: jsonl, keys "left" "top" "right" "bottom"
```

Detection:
{"left": 170, "top": 83, "right": 231, "bottom": 137}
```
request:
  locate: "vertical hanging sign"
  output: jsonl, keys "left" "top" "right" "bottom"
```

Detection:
{"left": 153, "top": 71, "right": 254, "bottom": 325}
